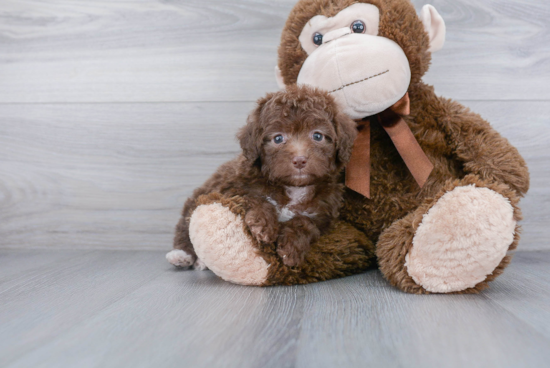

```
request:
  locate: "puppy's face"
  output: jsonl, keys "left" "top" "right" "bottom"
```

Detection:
{"left": 260, "top": 110, "right": 337, "bottom": 186}
{"left": 238, "top": 86, "right": 357, "bottom": 187}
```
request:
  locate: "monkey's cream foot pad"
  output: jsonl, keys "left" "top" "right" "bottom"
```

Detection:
{"left": 405, "top": 185, "right": 516, "bottom": 293}
{"left": 189, "top": 203, "right": 269, "bottom": 285}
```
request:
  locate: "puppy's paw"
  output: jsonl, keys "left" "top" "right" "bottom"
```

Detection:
{"left": 277, "top": 230, "right": 307, "bottom": 267}
{"left": 245, "top": 208, "right": 279, "bottom": 244}
{"left": 166, "top": 249, "right": 194, "bottom": 268}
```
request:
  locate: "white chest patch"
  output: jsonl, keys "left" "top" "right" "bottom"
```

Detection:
{"left": 285, "top": 186, "right": 311, "bottom": 205}
{"left": 266, "top": 186, "right": 316, "bottom": 223}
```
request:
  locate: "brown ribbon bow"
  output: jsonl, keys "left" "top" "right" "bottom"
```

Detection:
{"left": 345, "top": 93, "right": 434, "bottom": 198}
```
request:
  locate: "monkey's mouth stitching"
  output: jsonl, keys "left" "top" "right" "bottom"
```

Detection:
{"left": 329, "top": 70, "right": 389, "bottom": 93}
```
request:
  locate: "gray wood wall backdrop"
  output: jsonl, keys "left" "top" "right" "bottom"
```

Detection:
{"left": 0, "top": 0, "right": 548, "bottom": 250}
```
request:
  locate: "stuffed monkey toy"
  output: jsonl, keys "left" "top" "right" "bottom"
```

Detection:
{"left": 168, "top": 0, "right": 529, "bottom": 294}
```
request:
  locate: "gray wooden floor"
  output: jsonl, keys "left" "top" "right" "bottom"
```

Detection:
{"left": 0, "top": 249, "right": 549, "bottom": 368}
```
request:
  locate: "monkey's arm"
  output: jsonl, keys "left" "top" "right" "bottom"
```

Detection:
{"left": 442, "top": 103, "right": 530, "bottom": 196}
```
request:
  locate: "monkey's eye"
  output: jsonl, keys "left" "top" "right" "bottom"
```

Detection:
{"left": 273, "top": 135, "right": 285, "bottom": 144}
{"left": 312, "top": 132, "right": 324, "bottom": 142}
{"left": 312, "top": 32, "right": 323, "bottom": 46}
{"left": 351, "top": 20, "right": 366, "bottom": 34}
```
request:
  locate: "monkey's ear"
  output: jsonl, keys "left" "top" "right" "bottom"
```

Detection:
{"left": 275, "top": 65, "right": 286, "bottom": 89}
{"left": 334, "top": 112, "right": 358, "bottom": 169}
{"left": 237, "top": 102, "right": 264, "bottom": 166}
{"left": 420, "top": 5, "right": 446, "bottom": 53}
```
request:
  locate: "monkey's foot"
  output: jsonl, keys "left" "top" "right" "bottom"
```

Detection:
{"left": 405, "top": 185, "right": 516, "bottom": 293}
{"left": 189, "top": 202, "right": 269, "bottom": 285}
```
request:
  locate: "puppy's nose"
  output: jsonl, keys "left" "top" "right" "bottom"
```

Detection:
{"left": 292, "top": 156, "right": 307, "bottom": 169}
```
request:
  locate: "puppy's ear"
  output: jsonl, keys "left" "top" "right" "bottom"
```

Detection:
{"left": 237, "top": 98, "right": 267, "bottom": 166}
{"left": 334, "top": 112, "right": 358, "bottom": 169}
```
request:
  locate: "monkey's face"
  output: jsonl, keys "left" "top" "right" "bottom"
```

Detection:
{"left": 276, "top": 0, "right": 445, "bottom": 120}
{"left": 297, "top": 3, "right": 410, "bottom": 119}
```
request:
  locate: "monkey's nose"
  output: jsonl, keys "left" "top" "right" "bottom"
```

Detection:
{"left": 292, "top": 156, "right": 307, "bottom": 169}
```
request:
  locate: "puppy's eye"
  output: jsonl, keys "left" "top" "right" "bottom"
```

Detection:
{"left": 273, "top": 135, "right": 285, "bottom": 144}
{"left": 312, "top": 32, "right": 323, "bottom": 46}
{"left": 351, "top": 20, "right": 366, "bottom": 34}
{"left": 312, "top": 132, "right": 324, "bottom": 142}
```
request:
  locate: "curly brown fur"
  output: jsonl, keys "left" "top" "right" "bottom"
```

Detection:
{"left": 277, "top": 215, "right": 321, "bottom": 266}
{"left": 340, "top": 83, "right": 529, "bottom": 243}
{"left": 263, "top": 220, "right": 377, "bottom": 285}
{"left": 173, "top": 85, "right": 357, "bottom": 267}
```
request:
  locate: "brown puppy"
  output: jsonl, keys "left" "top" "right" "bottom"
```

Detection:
{"left": 169, "top": 85, "right": 357, "bottom": 268}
